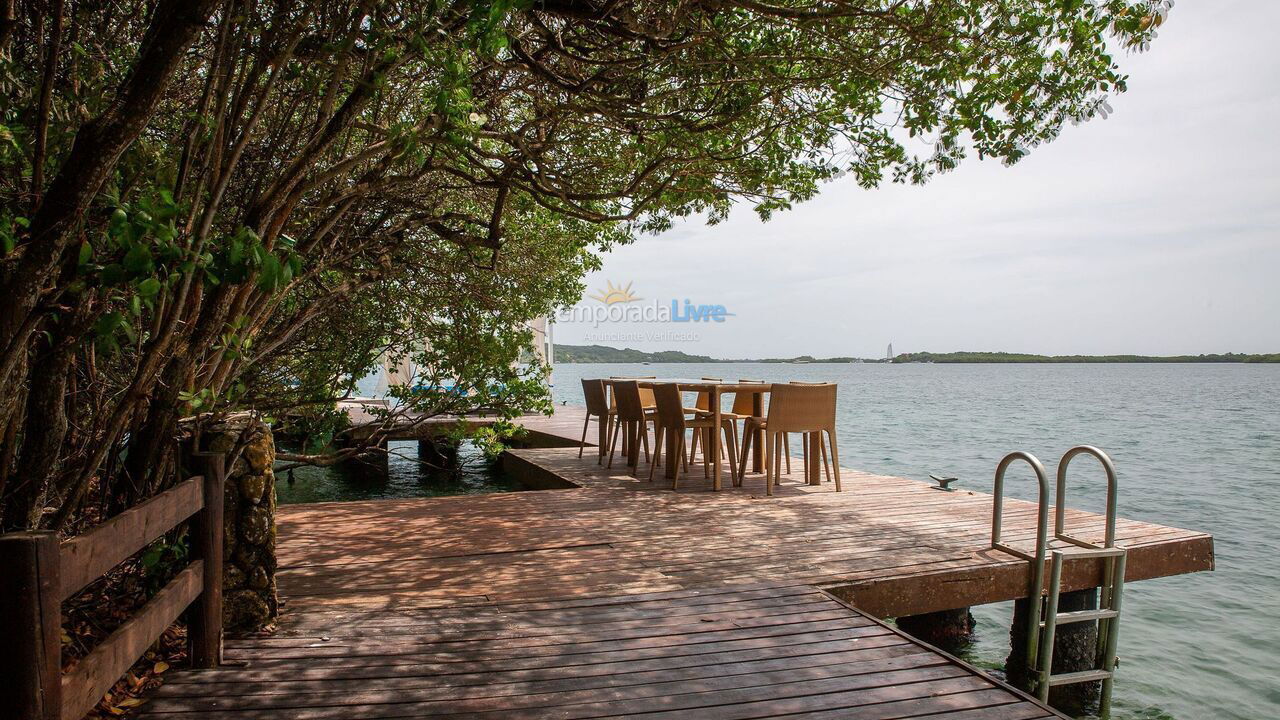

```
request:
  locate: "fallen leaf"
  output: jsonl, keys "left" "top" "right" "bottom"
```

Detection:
{"left": 153, "top": 661, "right": 169, "bottom": 674}
{"left": 119, "top": 698, "right": 145, "bottom": 708}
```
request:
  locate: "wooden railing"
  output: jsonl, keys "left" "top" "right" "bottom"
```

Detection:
{"left": 0, "top": 454, "right": 226, "bottom": 720}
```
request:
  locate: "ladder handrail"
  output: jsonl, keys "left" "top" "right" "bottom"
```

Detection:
{"left": 991, "top": 450, "right": 1051, "bottom": 563}
{"left": 1056, "top": 445, "right": 1118, "bottom": 548}
{"left": 991, "top": 451, "right": 1051, "bottom": 668}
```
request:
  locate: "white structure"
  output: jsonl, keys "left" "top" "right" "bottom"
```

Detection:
{"left": 530, "top": 316, "right": 554, "bottom": 367}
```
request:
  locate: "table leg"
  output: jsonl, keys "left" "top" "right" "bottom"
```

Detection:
{"left": 752, "top": 391, "right": 764, "bottom": 474}
{"left": 711, "top": 388, "right": 722, "bottom": 491}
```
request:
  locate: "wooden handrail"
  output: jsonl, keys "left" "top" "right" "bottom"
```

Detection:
{"left": 58, "top": 477, "right": 204, "bottom": 601}
{"left": 59, "top": 563, "right": 204, "bottom": 720}
{"left": 0, "top": 452, "right": 226, "bottom": 720}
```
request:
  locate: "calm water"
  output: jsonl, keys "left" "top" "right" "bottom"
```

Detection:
{"left": 276, "top": 439, "right": 522, "bottom": 505}
{"left": 550, "top": 363, "right": 1279, "bottom": 720}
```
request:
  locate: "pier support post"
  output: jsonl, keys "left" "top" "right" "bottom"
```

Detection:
{"left": 418, "top": 437, "right": 459, "bottom": 469}
{"left": 1007, "top": 588, "right": 1101, "bottom": 715}
{"left": 895, "top": 607, "right": 975, "bottom": 654}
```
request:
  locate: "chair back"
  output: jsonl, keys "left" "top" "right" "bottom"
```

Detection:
{"left": 731, "top": 379, "right": 765, "bottom": 415}
{"left": 581, "top": 379, "right": 609, "bottom": 415}
{"left": 612, "top": 380, "right": 648, "bottom": 421}
{"left": 766, "top": 382, "right": 837, "bottom": 433}
{"left": 651, "top": 384, "right": 687, "bottom": 432}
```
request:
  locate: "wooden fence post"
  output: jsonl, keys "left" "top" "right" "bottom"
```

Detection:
{"left": 188, "top": 453, "right": 225, "bottom": 667}
{"left": 0, "top": 531, "right": 62, "bottom": 720}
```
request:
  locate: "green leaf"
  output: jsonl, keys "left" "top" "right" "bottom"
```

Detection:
{"left": 137, "top": 277, "right": 162, "bottom": 298}
{"left": 124, "top": 245, "right": 154, "bottom": 274}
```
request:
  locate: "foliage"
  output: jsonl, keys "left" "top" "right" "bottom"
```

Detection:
{"left": 139, "top": 533, "right": 190, "bottom": 596}
{"left": 469, "top": 419, "right": 530, "bottom": 463}
{"left": 0, "top": 0, "right": 1174, "bottom": 529}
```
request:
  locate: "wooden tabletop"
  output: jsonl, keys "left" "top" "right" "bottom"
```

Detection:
{"left": 600, "top": 377, "right": 774, "bottom": 393}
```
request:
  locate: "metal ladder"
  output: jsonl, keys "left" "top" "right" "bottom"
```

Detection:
{"left": 991, "top": 447, "right": 1126, "bottom": 718}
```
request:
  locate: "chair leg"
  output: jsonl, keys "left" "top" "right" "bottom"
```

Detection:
{"left": 681, "top": 431, "right": 690, "bottom": 472}
{"left": 736, "top": 422, "right": 751, "bottom": 484}
{"left": 598, "top": 415, "right": 611, "bottom": 465}
{"left": 649, "top": 427, "right": 664, "bottom": 482}
{"left": 630, "top": 421, "right": 641, "bottom": 477}
{"left": 767, "top": 432, "right": 779, "bottom": 496}
{"left": 579, "top": 412, "right": 591, "bottom": 458}
{"left": 827, "top": 429, "right": 842, "bottom": 492}
{"left": 640, "top": 421, "right": 650, "bottom": 463}
{"left": 802, "top": 433, "right": 809, "bottom": 479}
{"left": 820, "top": 432, "right": 831, "bottom": 483}
{"left": 724, "top": 423, "right": 739, "bottom": 485}
{"left": 652, "top": 422, "right": 663, "bottom": 473}
{"left": 673, "top": 433, "right": 686, "bottom": 490}
{"left": 606, "top": 416, "right": 621, "bottom": 469}
{"left": 778, "top": 430, "right": 788, "bottom": 476}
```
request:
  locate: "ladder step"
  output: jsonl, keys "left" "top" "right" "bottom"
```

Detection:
{"left": 1048, "top": 669, "right": 1113, "bottom": 686}
{"left": 1056, "top": 545, "right": 1127, "bottom": 559}
{"left": 1041, "top": 609, "right": 1119, "bottom": 627}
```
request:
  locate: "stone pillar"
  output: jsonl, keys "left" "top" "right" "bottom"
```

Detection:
{"left": 203, "top": 418, "right": 278, "bottom": 631}
{"left": 1007, "top": 588, "right": 1100, "bottom": 715}
{"left": 895, "top": 607, "right": 976, "bottom": 654}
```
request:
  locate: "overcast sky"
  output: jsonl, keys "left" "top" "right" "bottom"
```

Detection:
{"left": 552, "top": 1, "right": 1280, "bottom": 359}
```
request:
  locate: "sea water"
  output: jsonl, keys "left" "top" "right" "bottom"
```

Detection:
{"left": 549, "top": 362, "right": 1280, "bottom": 720}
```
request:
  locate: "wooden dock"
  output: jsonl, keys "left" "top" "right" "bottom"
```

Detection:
{"left": 143, "top": 407, "right": 1212, "bottom": 719}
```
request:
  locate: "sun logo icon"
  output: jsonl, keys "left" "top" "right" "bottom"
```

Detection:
{"left": 589, "top": 280, "right": 641, "bottom": 305}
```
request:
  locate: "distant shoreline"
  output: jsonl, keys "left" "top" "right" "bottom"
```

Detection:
{"left": 552, "top": 344, "right": 1280, "bottom": 364}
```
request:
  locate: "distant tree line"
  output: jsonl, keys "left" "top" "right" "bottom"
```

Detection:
{"left": 892, "top": 352, "right": 1280, "bottom": 363}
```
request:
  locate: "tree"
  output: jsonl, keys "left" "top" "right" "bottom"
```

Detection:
{"left": 0, "top": 0, "right": 1172, "bottom": 530}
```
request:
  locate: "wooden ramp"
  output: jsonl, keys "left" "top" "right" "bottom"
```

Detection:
{"left": 145, "top": 585, "right": 1063, "bottom": 719}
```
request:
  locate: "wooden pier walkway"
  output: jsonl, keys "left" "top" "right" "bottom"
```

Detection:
{"left": 143, "top": 407, "right": 1211, "bottom": 719}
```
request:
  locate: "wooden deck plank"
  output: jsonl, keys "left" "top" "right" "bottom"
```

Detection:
{"left": 146, "top": 586, "right": 1060, "bottom": 720}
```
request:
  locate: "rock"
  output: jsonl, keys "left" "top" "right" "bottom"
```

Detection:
{"left": 247, "top": 565, "right": 271, "bottom": 590}
{"left": 225, "top": 589, "right": 271, "bottom": 630}
{"left": 239, "top": 472, "right": 267, "bottom": 503}
{"left": 223, "top": 564, "right": 246, "bottom": 590}
{"left": 244, "top": 439, "right": 273, "bottom": 474}
{"left": 241, "top": 505, "right": 272, "bottom": 545}
{"left": 208, "top": 433, "right": 237, "bottom": 455}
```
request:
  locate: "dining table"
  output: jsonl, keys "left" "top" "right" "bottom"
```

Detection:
{"left": 599, "top": 378, "right": 825, "bottom": 490}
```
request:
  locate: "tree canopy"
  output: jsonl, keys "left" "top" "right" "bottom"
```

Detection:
{"left": 0, "top": 0, "right": 1172, "bottom": 529}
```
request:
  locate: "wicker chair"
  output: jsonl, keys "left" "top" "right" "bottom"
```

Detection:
{"left": 579, "top": 379, "right": 616, "bottom": 464}
{"left": 756, "top": 382, "right": 841, "bottom": 496}
{"left": 606, "top": 380, "right": 655, "bottom": 475}
{"left": 649, "top": 383, "right": 738, "bottom": 489}
{"left": 735, "top": 380, "right": 794, "bottom": 484}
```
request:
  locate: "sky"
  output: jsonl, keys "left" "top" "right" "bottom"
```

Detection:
{"left": 551, "top": 1, "right": 1280, "bottom": 359}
